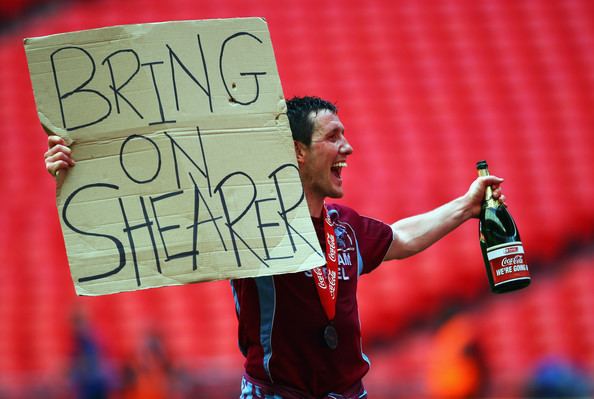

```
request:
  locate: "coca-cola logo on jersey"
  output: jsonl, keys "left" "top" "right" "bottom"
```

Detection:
{"left": 501, "top": 254, "right": 525, "bottom": 266}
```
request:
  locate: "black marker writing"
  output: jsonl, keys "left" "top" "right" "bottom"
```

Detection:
{"left": 62, "top": 127, "right": 319, "bottom": 286}
{"left": 49, "top": 31, "right": 268, "bottom": 131}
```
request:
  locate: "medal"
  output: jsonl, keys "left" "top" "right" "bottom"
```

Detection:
{"left": 324, "top": 324, "right": 338, "bottom": 350}
{"left": 313, "top": 205, "right": 340, "bottom": 350}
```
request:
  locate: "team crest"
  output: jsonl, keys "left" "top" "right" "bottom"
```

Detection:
{"left": 334, "top": 225, "right": 354, "bottom": 251}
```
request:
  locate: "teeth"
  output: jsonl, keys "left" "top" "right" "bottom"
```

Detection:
{"left": 332, "top": 162, "right": 347, "bottom": 168}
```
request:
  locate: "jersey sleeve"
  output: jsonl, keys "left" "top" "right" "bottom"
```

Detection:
{"left": 331, "top": 204, "right": 394, "bottom": 275}
{"left": 357, "top": 214, "right": 393, "bottom": 275}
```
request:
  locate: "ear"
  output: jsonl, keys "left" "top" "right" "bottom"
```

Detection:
{"left": 294, "top": 140, "right": 307, "bottom": 164}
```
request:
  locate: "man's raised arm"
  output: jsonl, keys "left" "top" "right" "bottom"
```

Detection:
{"left": 384, "top": 175, "right": 505, "bottom": 261}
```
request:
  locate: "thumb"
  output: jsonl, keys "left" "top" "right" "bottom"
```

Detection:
{"left": 481, "top": 175, "right": 504, "bottom": 186}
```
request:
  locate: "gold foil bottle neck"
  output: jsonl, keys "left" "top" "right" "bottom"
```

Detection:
{"left": 477, "top": 161, "right": 497, "bottom": 208}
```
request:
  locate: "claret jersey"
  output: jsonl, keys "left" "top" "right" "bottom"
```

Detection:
{"left": 231, "top": 204, "right": 393, "bottom": 397}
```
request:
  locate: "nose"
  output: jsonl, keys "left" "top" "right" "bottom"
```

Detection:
{"left": 340, "top": 136, "right": 353, "bottom": 155}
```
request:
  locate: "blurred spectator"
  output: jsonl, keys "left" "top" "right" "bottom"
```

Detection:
{"left": 523, "top": 356, "right": 592, "bottom": 398}
{"left": 426, "top": 312, "right": 486, "bottom": 398}
{"left": 69, "top": 307, "right": 115, "bottom": 399}
{"left": 120, "top": 330, "right": 173, "bottom": 399}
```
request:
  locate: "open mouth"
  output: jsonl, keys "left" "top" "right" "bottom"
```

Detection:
{"left": 331, "top": 161, "right": 348, "bottom": 179}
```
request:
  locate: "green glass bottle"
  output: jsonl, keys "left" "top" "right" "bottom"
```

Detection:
{"left": 477, "top": 160, "right": 531, "bottom": 293}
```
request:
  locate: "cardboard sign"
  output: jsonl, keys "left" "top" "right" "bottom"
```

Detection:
{"left": 25, "top": 18, "right": 324, "bottom": 296}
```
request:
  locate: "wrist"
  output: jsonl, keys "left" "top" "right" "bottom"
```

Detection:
{"left": 458, "top": 194, "right": 478, "bottom": 221}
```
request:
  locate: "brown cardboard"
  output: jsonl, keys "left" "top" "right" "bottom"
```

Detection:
{"left": 25, "top": 18, "right": 324, "bottom": 296}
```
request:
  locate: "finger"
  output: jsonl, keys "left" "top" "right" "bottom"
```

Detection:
{"left": 45, "top": 153, "right": 75, "bottom": 169}
{"left": 47, "top": 160, "right": 70, "bottom": 177}
{"left": 482, "top": 175, "right": 504, "bottom": 186}
{"left": 46, "top": 151, "right": 75, "bottom": 176}
{"left": 46, "top": 151, "right": 75, "bottom": 166}
{"left": 44, "top": 144, "right": 72, "bottom": 160}
{"left": 48, "top": 135, "right": 65, "bottom": 148}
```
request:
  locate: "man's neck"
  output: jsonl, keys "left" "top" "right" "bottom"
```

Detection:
{"left": 305, "top": 191, "right": 324, "bottom": 218}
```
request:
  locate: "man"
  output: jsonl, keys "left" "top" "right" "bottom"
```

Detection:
{"left": 45, "top": 96, "right": 504, "bottom": 399}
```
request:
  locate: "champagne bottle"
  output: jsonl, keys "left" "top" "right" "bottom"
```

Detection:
{"left": 477, "top": 160, "right": 530, "bottom": 293}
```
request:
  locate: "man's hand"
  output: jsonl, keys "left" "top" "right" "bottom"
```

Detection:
{"left": 463, "top": 175, "right": 506, "bottom": 218}
{"left": 44, "top": 135, "right": 75, "bottom": 177}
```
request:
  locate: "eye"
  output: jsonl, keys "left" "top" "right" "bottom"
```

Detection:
{"left": 327, "top": 131, "right": 340, "bottom": 142}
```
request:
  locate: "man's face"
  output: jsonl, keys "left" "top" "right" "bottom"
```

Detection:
{"left": 296, "top": 110, "right": 353, "bottom": 203}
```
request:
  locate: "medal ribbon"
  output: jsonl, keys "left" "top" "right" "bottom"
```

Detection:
{"left": 312, "top": 205, "right": 339, "bottom": 321}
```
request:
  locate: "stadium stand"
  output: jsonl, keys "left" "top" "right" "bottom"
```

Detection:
{"left": 1, "top": 0, "right": 592, "bottom": 397}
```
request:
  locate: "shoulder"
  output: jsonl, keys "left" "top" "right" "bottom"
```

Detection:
{"left": 326, "top": 203, "right": 386, "bottom": 226}
{"left": 327, "top": 203, "right": 393, "bottom": 240}
{"left": 326, "top": 203, "right": 359, "bottom": 220}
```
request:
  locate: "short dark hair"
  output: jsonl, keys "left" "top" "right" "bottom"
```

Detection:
{"left": 286, "top": 96, "right": 338, "bottom": 146}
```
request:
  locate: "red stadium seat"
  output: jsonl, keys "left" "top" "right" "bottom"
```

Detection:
{"left": 2, "top": 0, "right": 594, "bottom": 396}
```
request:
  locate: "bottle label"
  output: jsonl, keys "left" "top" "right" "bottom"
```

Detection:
{"left": 486, "top": 242, "right": 530, "bottom": 286}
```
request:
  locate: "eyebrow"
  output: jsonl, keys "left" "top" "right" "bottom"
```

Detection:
{"left": 323, "top": 121, "right": 344, "bottom": 133}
